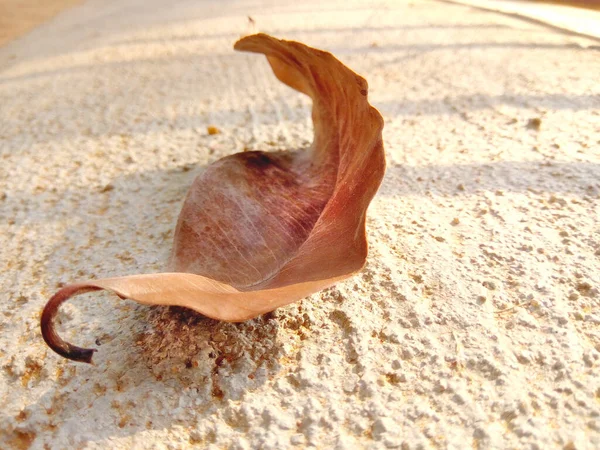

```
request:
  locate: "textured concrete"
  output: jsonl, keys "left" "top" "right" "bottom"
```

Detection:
{"left": 444, "top": 0, "right": 600, "bottom": 41}
{"left": 1, "top": 0, "right": 599, "bottom": 448}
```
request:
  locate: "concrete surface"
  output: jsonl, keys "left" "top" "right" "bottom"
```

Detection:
{"left": 444, "top": 0, "right": 600, "bottom": 41}
{"left": 0, "top": 0, "right": 82, "bottom": 47}
{"left": 1, "top": 0, "right": 599, "bottom": 448}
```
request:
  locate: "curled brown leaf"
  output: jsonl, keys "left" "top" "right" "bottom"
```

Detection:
{"left": 41, "top": 33, "right": 385, "bottom": 363}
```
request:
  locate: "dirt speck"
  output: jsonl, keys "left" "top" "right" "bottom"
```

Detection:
{"left": 575, "top": 282, "right": 595, "bottom": 297}
{"left": 410, "top": 273, "right": 423, "bottom": 284}
{"left": 482, "top": 281, "right": 497, "bottom": 290}
{"left": 6, "top": 430, "right": 36, "bottom": 450}
{"left": 527, "top": 117, "right": 542, "bottom": 131}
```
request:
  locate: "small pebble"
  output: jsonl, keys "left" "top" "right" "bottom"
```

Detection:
{"left": 527, "top": 117, "right": 542, "bottom": 131}
{"left": 482, "top": 281, "right": 497, "bottom": 290}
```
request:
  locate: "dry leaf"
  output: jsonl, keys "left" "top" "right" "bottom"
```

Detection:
{"left": 41, "top": 34, "right": 385, "bottom": 363}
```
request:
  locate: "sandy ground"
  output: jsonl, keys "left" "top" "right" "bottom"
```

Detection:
{"left": 1, "top": 0, "right": 599, "bottom": 448}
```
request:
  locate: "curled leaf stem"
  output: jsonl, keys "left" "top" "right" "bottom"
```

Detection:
{"left": 41, "top": 284, "right": 103, "bottom": 363}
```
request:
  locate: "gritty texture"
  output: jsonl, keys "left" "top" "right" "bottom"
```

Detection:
{"left": 1, "top": 0, "right": 599, "bottom": 449}
{"left": 443, "top": 0, "right": 600, "bottom": 41}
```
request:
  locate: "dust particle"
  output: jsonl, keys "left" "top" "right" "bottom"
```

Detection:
{"left": 482, "top": 281, "right": 497, "bottom": 290}
{"left": 410, "top": 273, "right": 423, "bottom": 284}
{"left": 527, "top": 117, "right": 542, "bottom": 131}
{"left": 6, "top": 430, "right": 35, "bottom": 450}
{"left": 179, "top": 163, "right": 195, "bottom": 172}
{"left": 118, "top": 414, "right": 132, "bottom": 428}
{"left": 575, "top": 281, "right": 595, "bottom": 297}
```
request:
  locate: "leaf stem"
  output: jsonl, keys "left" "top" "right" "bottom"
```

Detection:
{"left": 40, "top": 284, "right": 102, "bottom": 363}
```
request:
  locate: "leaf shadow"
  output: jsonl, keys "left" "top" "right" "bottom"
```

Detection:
{"left": 379, "top": 160, "right": 600, "bottom": 199}
{"left": 14, "top": 161, "right": 304, "bottom": 446}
